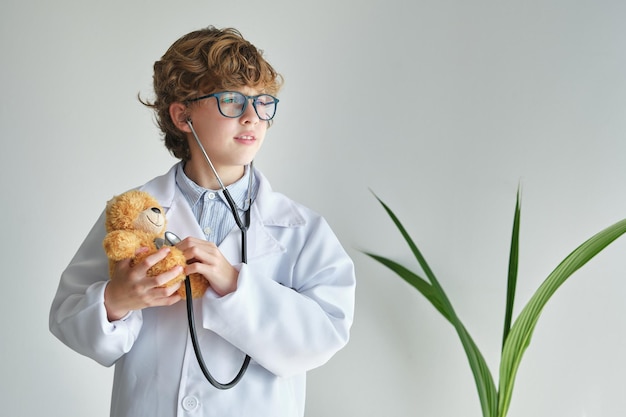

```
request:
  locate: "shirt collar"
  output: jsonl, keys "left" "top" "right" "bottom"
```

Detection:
{"left": 175, "top": 162, "right": 254, "bottom": 210}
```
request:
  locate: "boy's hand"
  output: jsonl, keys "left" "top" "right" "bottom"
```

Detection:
{"left": 176, "top": 237, "right": 238, "bottom": 297}
{"left": 104, "top": 247, "right": 183, "bottom": 321}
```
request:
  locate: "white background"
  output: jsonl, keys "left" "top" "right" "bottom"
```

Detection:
{"left": 1, "top": 1, "right": 625, "bottom": 416}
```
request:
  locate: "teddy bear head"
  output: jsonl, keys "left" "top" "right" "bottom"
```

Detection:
{"left": 105, "top": 190, "right": 166, "bottom": 236}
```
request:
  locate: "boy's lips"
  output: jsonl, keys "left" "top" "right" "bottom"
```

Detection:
{"left": 235, "top": 132, "right": 256, "bottom": 142}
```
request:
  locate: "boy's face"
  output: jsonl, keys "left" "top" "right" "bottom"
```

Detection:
{"left": 186, "top": 86, "right": 268, "bottom": 176}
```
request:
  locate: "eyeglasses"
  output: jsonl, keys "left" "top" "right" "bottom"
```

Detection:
{"left": 187, "top": 91, "right": 279, "bottom": 121}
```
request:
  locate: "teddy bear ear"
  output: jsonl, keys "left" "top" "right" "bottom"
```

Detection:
{"left": 105, "top": 197, "right": 115, "bottom": 210}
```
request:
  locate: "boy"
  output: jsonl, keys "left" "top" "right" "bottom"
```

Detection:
{"left": 50, "top": 26, "right": 355, "bottom": 417}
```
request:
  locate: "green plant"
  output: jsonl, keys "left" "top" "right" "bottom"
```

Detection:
{"left": 363, "top": 189, "right": 626, "bottom": 417}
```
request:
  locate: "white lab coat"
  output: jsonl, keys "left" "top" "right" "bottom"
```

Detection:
{"left": 49, "top": 164, "right": 356, "bottom": 417}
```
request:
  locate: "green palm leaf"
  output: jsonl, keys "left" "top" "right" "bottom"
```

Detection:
{"left": 361, "top": 253, "right": 451, "bottom": 321}
{"left": 502, "top": 187, "right": 521, "bottom": 349}
{"left": 367, "top": 192, "right": 498, "bottom": 417}
{"left": 497, "top": 216, "right": 626, "bottom": 417}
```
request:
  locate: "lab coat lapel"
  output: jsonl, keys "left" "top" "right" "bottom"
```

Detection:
{"left": 140, "top": 164, "right": 206, "bottom": 241}
{"left": 240, "top": 168, "right": 307, "bottom": 263}
{"left": 218, "top": 169, "right": 307, "bottom": 265}
{"left": 217, "top": 208, "right": 286, "bottom": 265}
{"left": 165, "top": 194, "right": 205, "bottom": 241}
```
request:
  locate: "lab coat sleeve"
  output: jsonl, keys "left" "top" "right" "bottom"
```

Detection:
{"left": 49, "top": 211, "right": 143, "bottom": 367}
{"left": 201, "top": 215, "right": 355, "bottom": 377}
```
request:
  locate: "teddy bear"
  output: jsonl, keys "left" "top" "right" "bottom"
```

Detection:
{"left": 102, "top": 189, "right": 209, "bottom": 299}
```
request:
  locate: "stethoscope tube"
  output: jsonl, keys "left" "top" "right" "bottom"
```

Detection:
{"left": 177, "top": 119, "right": 253, "bottom": 390}
{"left": 184, "top": 278, "right": 251, "bottom": 390}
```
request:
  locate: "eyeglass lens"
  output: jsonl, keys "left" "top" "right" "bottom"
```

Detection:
{"left": 216, "top": 92, "right": 277, "bottom": 120}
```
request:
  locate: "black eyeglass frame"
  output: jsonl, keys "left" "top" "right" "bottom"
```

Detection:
{"left": 186, "top": 91, "right": 279, "bottom": 121}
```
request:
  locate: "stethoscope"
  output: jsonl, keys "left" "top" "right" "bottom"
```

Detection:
{"left": 162, "top": 118, "right": 253, "bottom": 390}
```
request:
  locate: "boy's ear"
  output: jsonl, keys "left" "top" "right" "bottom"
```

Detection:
{"left": 170, "top": 102, "right": 191, "bottom": 132}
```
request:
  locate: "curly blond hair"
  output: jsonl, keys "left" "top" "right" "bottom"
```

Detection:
{"left": 141, "top": 26, "right": 283, "bottom": 160}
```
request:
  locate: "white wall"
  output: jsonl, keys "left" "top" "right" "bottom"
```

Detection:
{"left": 1, "top": 1, "right": 625, "bottom": 416}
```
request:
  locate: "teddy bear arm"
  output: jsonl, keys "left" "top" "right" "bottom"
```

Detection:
{"left": 103, "top": 230, "right": 144, "bottom": 261}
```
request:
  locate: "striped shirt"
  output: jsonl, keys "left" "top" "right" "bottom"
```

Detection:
{"left": 175, "top": 163, "right": 258, "bottom": 245}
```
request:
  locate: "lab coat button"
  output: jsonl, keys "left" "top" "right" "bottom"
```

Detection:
{"left": 182, "top": 396, "right": 199, "bottom": 411}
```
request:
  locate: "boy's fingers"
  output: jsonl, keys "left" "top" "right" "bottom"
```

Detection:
{"left": 154, "top": 265, "right": 185, "bottom": 288}
{"left": 134, "top": 247, "right": 171, "bottom": 272}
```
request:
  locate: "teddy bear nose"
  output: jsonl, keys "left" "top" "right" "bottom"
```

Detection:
{"left": 151, "top": 207, "right": 161, "bottom": 214}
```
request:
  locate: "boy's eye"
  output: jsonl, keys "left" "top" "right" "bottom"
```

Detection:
{"left": 254, "top": 95, "right": 274, "bottom": 106}
{"left": 220, "top": 93, "right": 245, "bottom": 104}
